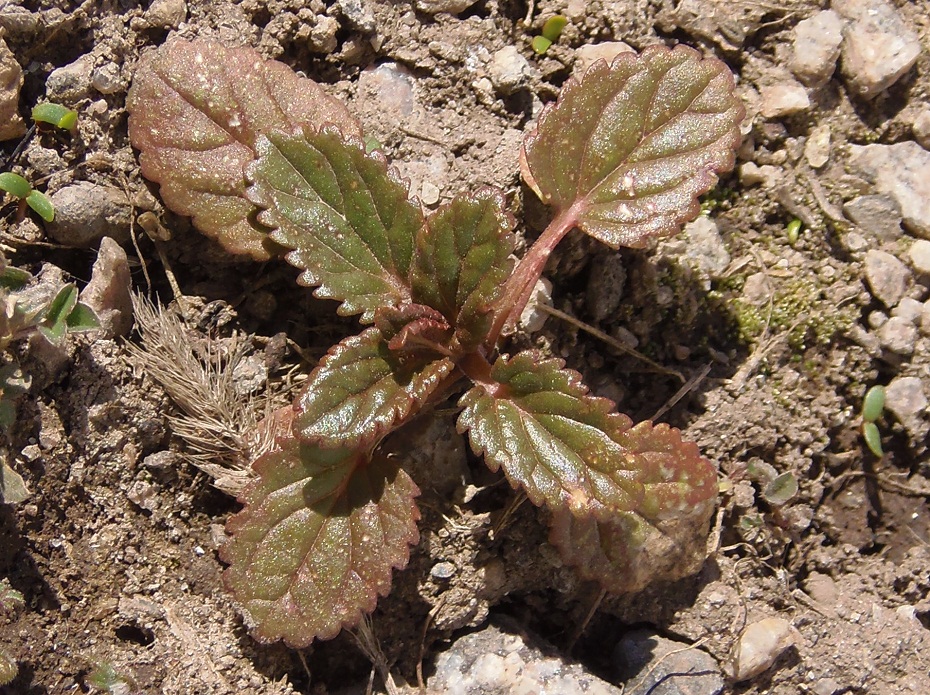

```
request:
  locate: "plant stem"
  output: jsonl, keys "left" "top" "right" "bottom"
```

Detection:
{"left": 485, "top": 203, "right": 581, "bottom": 348}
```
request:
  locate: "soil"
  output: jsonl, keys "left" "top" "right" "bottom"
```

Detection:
{"left": 1, "top": 1, "right": 930, "bottom": 693}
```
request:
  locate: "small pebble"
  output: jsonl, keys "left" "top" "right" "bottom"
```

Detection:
{"left": 877, "top": 316, "right": 917, "bottom": 355}
{"left": 728, "top": 617, "right": 796, "bottom": 682}
{"left": 420, "top": 181, "right": 441, "bottom": 207}
{"left": 144, "top": 0, "right": 186, "bottom": 29}
{"left": 804, "top": 124, "right": 831, "bottom": 169}
{"left": 0, "top": 37, "right": 25, "bottom": 140}
{"left": 892, "top": 297, "right": 924, "bottom": 324}
{"left": 338, "top": 0, "right": 376, "bottom": 33}
{"left": 913, "top": 108, "right": 930, "bottom": 150}
{"left": 760, "top": 82, "right": 810, "bottom": 119}
{"left": 47, "top": 182, "right": 132, "bottom": 247}
{"left": 907, "top": 239, "right": 930, "bottom": 275}
{"left": 430, "top": 562, "right": 456, "bottom": 579}
{"left": 834, "top": 0, "right": 921, "bottom": 99}
{"left": 415, "top": 0, "right": 478, "bottom": 14}
{"left": 863, "top": 249, "right": 909, "bottom": 308}
{"left": 790, "top": 10, "right": 843, "bottom": 87}
{"left": 842, "top": 194, "right": 903, "bottom": 242}
{"left": 849, "top": 143, "right": 930, "bottom": 238}
{"left": 739, "top": 162, "right": 782, "bottom": 188}
{"left": 81, "top": 236, "right": 133, "bottom": 338}
{"left": 487, "top": 46, "right": 530, "bottom": 95}
{"left": 91, "top": 63, "right": 123, "bottom": 95}
{"left": 46, "top": 54, "right": 94, "bottom": 101}
{"left": 884, "top": 376, "right": 928, "bottom": 421}
{"left": 357, "top": 62, "right": 417, "bottom": 117}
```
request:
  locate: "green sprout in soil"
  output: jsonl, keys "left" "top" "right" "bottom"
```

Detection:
{"left": 532, "top": 15, "right": 567, "bottom": 54}
{"left": 31, "top": 102, "right": 78, "bottom": 132}
{"left": 0, "top": 172, "right": 54, "bottom": 222}
{"left": 127, "top": 38, "right": 744, "bottom": 647}
{"left": 861, "top": 384, "right": 885, "bottom": 457}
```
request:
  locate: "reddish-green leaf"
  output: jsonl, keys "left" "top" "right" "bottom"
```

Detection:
{"left": 247, "top": 128, "right": 422, "bottom": 321}
{"left": 294, "top": 327, "right": 455, "bottom": 448}
{"left": 221, "top": 436, "right": 420, "bottom": 646}
{"left": 457, "top": 351, "right": 716, "bottom": 520}
{"left": 520, "top": 45, "right": 743, "bottom": 248}
{"left": 550, "top": 419, "right": 716, "bottom": 593}
{"left": 411, "top": 189, "right": 515, "bottom": 350}
{"left": 127, "top": 38, "right": 361, "bottom": 259}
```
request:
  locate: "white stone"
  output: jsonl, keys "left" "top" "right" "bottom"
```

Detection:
{"left": 739, "top": 162, "right": 782, "bottom": 188}
{"left": 358, "top": 62, "right": 417, "bottom": 116}
{"left": 760, "top": 82, "right": 810, "bottom": 119}
{"left": 849, "top": 142, "right": 930, "bottom": 238}
{"left": 144, "top": 0, "right": 186, "bottom": 29}
{"left": 842, "top": 194, "right": 903, "bottom": 242}
{"left": 892, "top": 298, "right": 924, "bottom": 325}
{"left": 877, "top": 316, "right": 917, "bottom": 355}
{"left": 834, "top": 0, "right": 921, "bottom": 99}
{"left": 487, "top": 46, "right": 530, "bottom": 95}
{"left": 907, "top": 240, "right": 930, "bottom": 275}
{"left": 728, "top": 617, "right": 796, "bottom": 682}
{"left": 863, "top": 249, "right": 909, "bottom": 308}
{"left": 46, "top": 54, "right": 94, "bottom": 101}
{"left": 884, "top": 376, "right": 928, "bottom": 420}
{"left": 790, "top": 10, "right": 844, "bottom": 87}
{"left": 804, "top": 124, "right": 831, "bottom": 168}
{"left": 415, "top": 0, "right": 478, "bottom": 14}
{"left": 913, "top": 108, "right": 930, "bottom": 150}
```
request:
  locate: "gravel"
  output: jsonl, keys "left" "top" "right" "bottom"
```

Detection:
{"left": 790, "top": 10, "right": 843, "bottom": 87}
{"left": 46, "top": 181, "right": 132, "bottom": 247}
{"left": 849, "top": 142, "right": 930, "bottom": 238}
{"left": 863, "top": 249, "right": 910, "bottom": 308}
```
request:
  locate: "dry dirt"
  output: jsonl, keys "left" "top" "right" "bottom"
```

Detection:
{"left": 1, "top": 1, "right": 930, "bottom": 693}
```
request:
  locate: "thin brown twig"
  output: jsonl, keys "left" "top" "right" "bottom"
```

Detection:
{"left": 536, "top": 303, "right": 686, "bottom": 383}
{"left": 650, "top": 363, "right": 711, "bottom": 421}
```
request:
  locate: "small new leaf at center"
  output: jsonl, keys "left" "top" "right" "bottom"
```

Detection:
{"left": 294, "top": 327, "right": 455, "bottom": 449}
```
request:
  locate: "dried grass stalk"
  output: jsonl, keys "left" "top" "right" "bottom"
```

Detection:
{"left": 126, "top": 294, "right": 283, "bottom": 496}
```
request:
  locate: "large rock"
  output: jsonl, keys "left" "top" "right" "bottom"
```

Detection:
{"left": 790, "top": 10, "right": 844, "bottom": 87}
{"left": 849, "top": 143, "right": 930, "bottom": 239}
{"left": 834, "top": 0, "right": 921, "bottom": 99}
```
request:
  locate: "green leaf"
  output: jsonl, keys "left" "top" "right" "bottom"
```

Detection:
{"left": 457, "top": 351, "right": 717, "bottom": 519}
{"left": 541, "top": 15, "right": 568, "bottom": 42}
{"left": 532, "top": 36, "right": 553, "bottom": 55}
{"left": 762, "top": 471, "right": 798, "bottom": 506}
{"left": 0, "top": 457, "right": 30, "bottom": 505}
{"left": 862, "top": 421, "right": 883, "bottom": 457}
{"left": 862, "top": 385, "right": 885, "bottom": 423}
{"left": 65, "top": 302, "right": 101, "bottom": 332}
{"left": 25, "top": 190, "right": 54, "bottom": 222}
{"left": 294, "top": 327, "right": 455, "bottom": 449}
{"left": 520, "top": 45, "right": 743, "bottom": 248}
{"left": 127, "top": 38, "right": 362, "bottom": 260}
{"left": 0, "top": 172, "right": 31, "bottom": 199}
{"left": 221, "top": 436, "right": 420, "bottom": 646}
{"left": 0, "top": 578, "right": 24, "bottom": 612}
{"left": 548, "top": 419, "right": 717, "bottom": 593}
{"left": 410, "top": 189, "right": 515, "bottom": 350}
{"left": 247, "top": 128, "right": 423, "bottom": 322}
{"left": 0, "top": 265, "right": 32, "bottom": 291}
{"left": 40, "top": 284, "right": 77, "bottom": 343}
{"left": 31, "top": 102, "right": 78, "bottom": 130}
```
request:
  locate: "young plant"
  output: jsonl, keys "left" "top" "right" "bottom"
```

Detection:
{"left": 0, "top": 172, "right": 54, "bottom": 222}
{"left": 127, "top": 38, "right": 743, "bottom": 646}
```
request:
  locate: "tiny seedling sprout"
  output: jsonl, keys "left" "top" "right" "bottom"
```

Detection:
{"left": 31, "top": 102, "right": 78, "bottom": 131}
{"left": 532, "top": 15, "right": 567, "bottom": 55}
{"left": 861, "top": 384, "right": 885, "bottom": 457}
{"left": 0, "top": 172, "right": 54, "bottom": 222}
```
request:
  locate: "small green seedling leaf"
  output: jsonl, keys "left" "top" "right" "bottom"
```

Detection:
{"left": 31, "top": 102, "right": 78, "bottom": 131}
{"left": 762, "top": 471, "right": 798, "bottom": 506}
{"left": 25, "top": 190, "right": 54, "bottom": 222}
{"left": 65, "top": 302, "right": 101, "bottom": 332}
{"left": 0, "top": 578, "right": 24, "bottom": 612}
{"left": 862, "top": 385, "right": 885, "bottom": 423}
{"left": 520, "top": 45, "right": 743, "bottom": 248}
{"left": 247, "top": 127, "right": 423, "bottom": 321}
{"left": 127, "top": 38, "right": 362, "bottom": 259}
{"left": 862, "top": 421, "right": 883, "bottom": 457}
{"left": 41, "top": 284, "right": 78, "bottom": 336}
{"left": 458, "top": 351, "right": 717, "bottom": 519}
{"left": 786, "top": 218, "right": 802, "bottom": 245}
{"left": 0, "top": 172, "right": 31, "bottom": 199}
{"left": 221, "top": 436, "right": 420, "bottom": 646}
{"left": 411, "top": 189, "right": 515, "bottom": 349}
{"left": 532, "top": 36, "right": 553, "bottom": 55}
{"left": 0, "top": 265, "right": 32, "bottom": 291}
{"left": 294, "top": 328, "right": 454, "bottom": 449}
{"left": 541, "top": 15, "right": 568, "bottom": 42}
{"left": 86, "top": 661, "right": 137, "bottom": 694}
